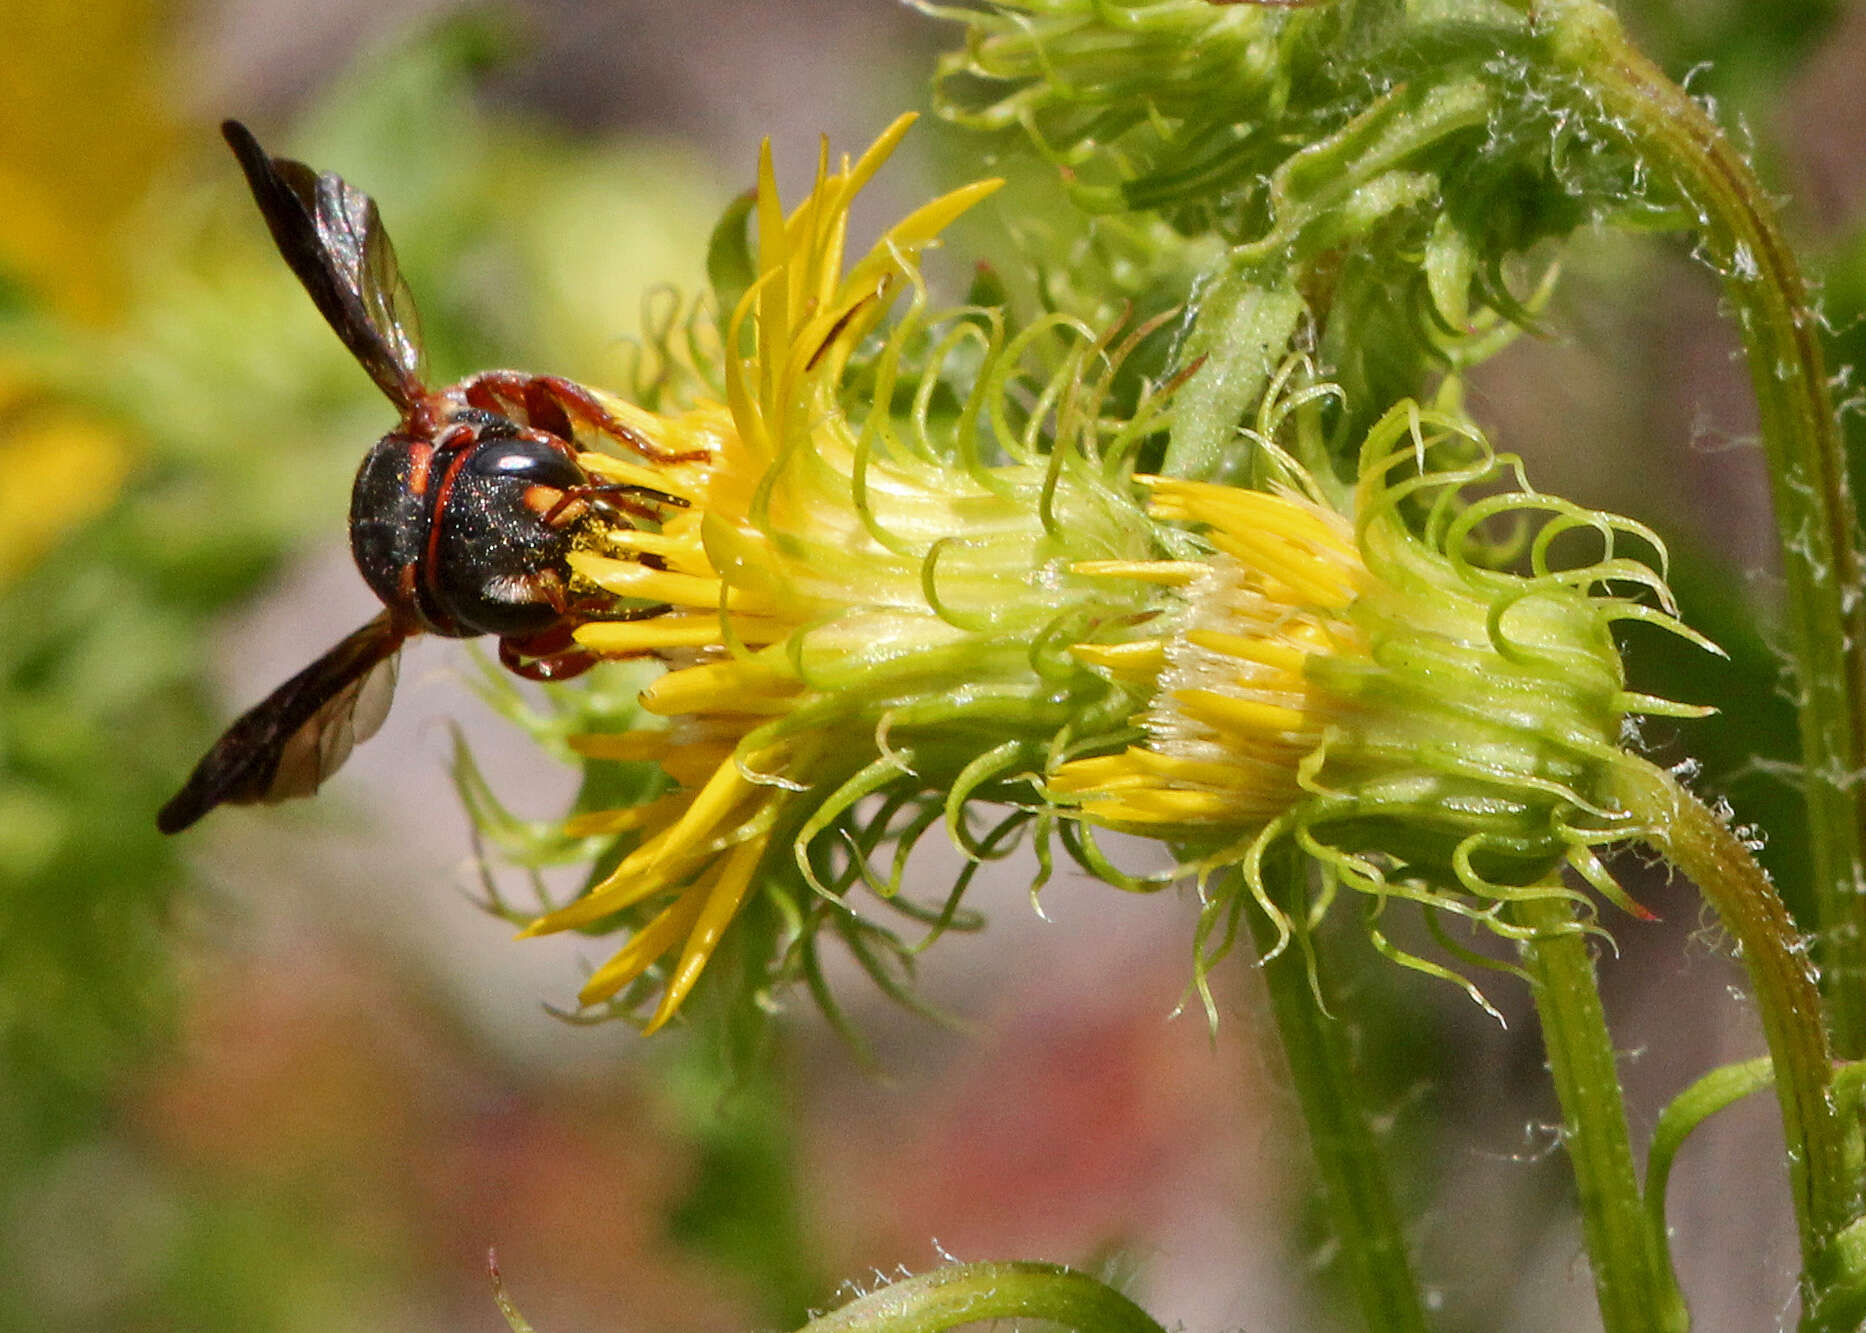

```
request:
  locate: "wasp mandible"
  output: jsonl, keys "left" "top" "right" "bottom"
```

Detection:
{"left": 159, "top": 122, "right": 687, "bottom": 834}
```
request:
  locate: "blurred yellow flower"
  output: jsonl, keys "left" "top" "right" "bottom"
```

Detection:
{"left": 0, "top": 366, "right": 134, "bottom": 585}
{"left": 0, "top": 0, "right": 176, "bottom": 323}
{"left": 0, "top": 0, "right": 178, "bottom": 585}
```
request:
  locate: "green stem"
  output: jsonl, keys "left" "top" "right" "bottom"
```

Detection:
{"left": 1615, "top": 758, "right": 1854, "bottom": 1316}
{"left": 1528, "top": 0, "right": 1866, "bottom": 1057}
{"left": 1246, "top": 856, "right": 1433, "bottom": 1333}
{"left": 793, "top": 1262, "right": 1166, "bottom": 1333}
{"left": 1645, "top": 1056, "right": 1866, "bottom": 1322}
{"left": 1515, "top": 894, "right": 1688, "bottom": 1332}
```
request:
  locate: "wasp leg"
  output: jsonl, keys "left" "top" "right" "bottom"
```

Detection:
{"left": 461, "top": 376, "right": 518, "bottom": 419}
{"left": 520, "top": 382, "right": 576, "bottom": 441}
{"left": 467, "top": 371, "right": 711, "bottom": 466}
{"left": 499, "top": 631, "right": 599, "bottom": 681}
{"left": 546, "top": 481, "right": 687, "bottom": 528}
{"left": 498, "top": 600, "right": 671, "bottom": 680}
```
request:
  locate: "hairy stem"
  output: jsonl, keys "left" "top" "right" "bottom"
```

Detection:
{"left": 1246, "top": 855, "right": 1433, "bottom": 1333}
{"left": 1529, "top": 0, "right": 1866, "bottom": 1057}
{"left": 1615, "top": 758, "right": 1854, "bottom": 1315}
{"left": 1516, "top": 894, "right": 1688, "bottom": 1331}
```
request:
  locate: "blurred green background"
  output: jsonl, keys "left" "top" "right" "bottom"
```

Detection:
{"left": 2, "top": 3, "right": 1863, "bottom": 1330}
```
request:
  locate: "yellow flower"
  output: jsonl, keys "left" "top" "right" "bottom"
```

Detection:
{"left": 1050, "top": 390, "right": 1712, "bottom": 1006}
{"left": 504, "top": 116, "right": 1697, "bottom": 1034}
{"left": 516, "top": 116, "right": 1166, "bottom": 1030}
{"left": 0, "top": 0, "right": 176, "bottom": 324}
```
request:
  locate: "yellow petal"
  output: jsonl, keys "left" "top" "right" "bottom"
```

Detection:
{"left": 577, "top": 886, "right": 710, "bottom": 1006}
{"left": 643, "top": 837, "right": 765, "bottom": 1032}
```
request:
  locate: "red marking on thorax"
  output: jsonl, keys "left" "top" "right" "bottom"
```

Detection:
{"left": 383, "top": 441, "right": 476, "bottom": 637}
{"left": 423, "top": 446, "right": 475, "bottom": 618}
{"left": 406, "top": 441, "right": 435, "bottom": 497}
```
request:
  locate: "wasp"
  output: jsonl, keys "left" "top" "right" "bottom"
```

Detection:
{"left": 158, "top": 122, "right": 688, "bottom": 834}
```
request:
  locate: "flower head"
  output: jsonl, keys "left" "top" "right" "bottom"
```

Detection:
{"left": 511, "top": 117, "right": 1174, "bottom": 1030}
{"left": 1051, "top": 385, "right": 1714, "bottom": 1012}
{"left": 926, "top": 0, "right": 1306, "bottom": 222}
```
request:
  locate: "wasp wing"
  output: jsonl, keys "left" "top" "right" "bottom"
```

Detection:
{"left": 157, "top": 613, "right": 409, "bottom": 834}
{"left": 221, "top": 119, "right": 427, "bottom": 410}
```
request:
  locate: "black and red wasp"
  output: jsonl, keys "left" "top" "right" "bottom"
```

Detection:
{"left": 158, "top": 121, "right": 692, "bottom": 834}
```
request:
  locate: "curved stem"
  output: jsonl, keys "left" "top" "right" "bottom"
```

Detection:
{"left": 1245, "top": 855, "right": 1434, "bottom": 1333}
{"left": 1645, "top": 1057, "right": 1866, "bottom": 1325}
{"left": 793, "top": 1262, "right": 1166, "bottom": 1333}
{"left": 1615, "top": 758, "right": 1853, "bottom": 1304}
{"left": 1644, "top": 1055, "right": 1776, "bottom": 1295}
{"left": 1515, "top": 894, "right": 1688, "bottom": 1332}
{"left": 1529, "top": 0, "right": 1866, "bottom": 1057}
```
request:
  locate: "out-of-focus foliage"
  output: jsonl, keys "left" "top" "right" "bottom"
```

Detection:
{"left": 1624, "top": 0, "right": 1843, "bottom": 105}
{"left": 0, "top": 14, "right": 729, "bottom": 1331}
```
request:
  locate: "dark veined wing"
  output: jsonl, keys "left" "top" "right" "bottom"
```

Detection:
{"left": 157, "top": 613, "right": 409, "bottom": 834}
{"left": 221, "top": 120, "right": 427, "bottom": 410}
